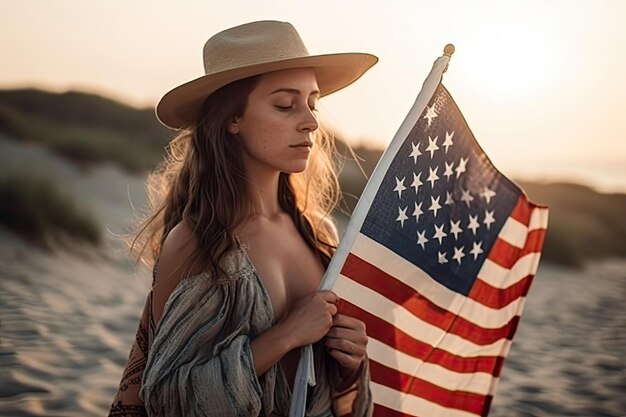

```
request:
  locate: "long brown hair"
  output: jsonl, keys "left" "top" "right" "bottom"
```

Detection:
{"left": 131, "top": 75, "right": 341, "bottom": 281}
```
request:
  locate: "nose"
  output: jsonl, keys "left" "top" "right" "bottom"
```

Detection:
{"left": 298, "top": 107, "right": 319, "bottom": 133}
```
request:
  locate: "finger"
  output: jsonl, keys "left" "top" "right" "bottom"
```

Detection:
{"left": 328, "top": 348, "right": 364, "bottom": 369}
{"left": 326, "top": 326, "right": 367, "bottom": 345}
{"left": 318, "top": 290, "right": 339, "bottom": 304}
{"left": 327, "top": 303, "right": 338, "bottom": 316}
{"left": 332, "top": 314, "right": 366, "bottom": 332}
{"left": 325, "top": 337, "right": 367, "bottom": 357}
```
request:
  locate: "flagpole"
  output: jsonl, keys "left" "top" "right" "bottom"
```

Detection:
{"left": 323, "top": 44, "right": 454, "bottom": 290}
{"left": 288, "top": 45, "right": 455, "bottom": 417}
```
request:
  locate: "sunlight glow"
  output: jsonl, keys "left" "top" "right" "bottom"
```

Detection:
{"left": 1, "top": 0, "right": 625, "bottom": 192}
{"left": 454, "top": 3, "right": 563, "bottom": 99}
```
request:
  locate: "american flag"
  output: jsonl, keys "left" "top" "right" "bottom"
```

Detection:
{"left": 334, "top": 82, "right": 548, "bottom": 417}
{"left": 290, "top": 53, "right": 548, "bottom": 417}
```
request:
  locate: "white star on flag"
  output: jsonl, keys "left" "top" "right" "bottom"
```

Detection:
{"left": 409, "top": 142, "right": 422, "bottom": 164}
{"left": 413, "top": 202, "right": 424, "bottom": 222}
{"left": 443, "top": 161, "right": 454, "bottom": 180}
{"left": 411, "top": 172, "right": 423, "bottom": 193}
{"left": 470, "top": 240, "right": 484, "bottom": 260}
{"left": 468, "top": 214, "right": 480, "bottom": 235}
{"left": 442, "top": 130, "right": 454, "bottom": 153}
{"left": 452, "top": 246, "right": 465, "bottom": 264}
{"left": 483, "top": 210, "right": 495, "bottom": 230}
{"left": 426, "top": 136, "right": 439, "bottom": 159}
{"left": 427, "top": 166, "right": 439, "bottom": 188}
{"left": 480, "top": 187, "right": 497, "bottom": 204}
{"left": 394, "top": 177, "right": 406, "bottom": 198}
{"left": 444, "top": 191, "right": 454, "bottom": 206}
{"left": 460, "top": 188, "right": 474, "bottom": 207}
{"left": 429, "top": 196, "right": 442, "bottom": 217}
{"left": 423, "top": 104, "right": 437, "bottom": 126}
{"left": 455, "top": 156, "right": 468, "bottom": 178}
{"left": 450, "top": 219, "right": 463, "bottom": 240}
{"left": 416, "top": 229, "right": 428, "bottom": 249}
{"left": 433, "top": 223, "right": 447, "bottom": 245}
{"left": 396, "top": 206, "right": 409, "bottom": 228}
{"left": 437, "top": 251, "right": 448, "bottom": 264}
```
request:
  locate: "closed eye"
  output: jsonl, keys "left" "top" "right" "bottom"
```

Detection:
{"left": 275, "top": 104, "right": 317, "bottom": 112}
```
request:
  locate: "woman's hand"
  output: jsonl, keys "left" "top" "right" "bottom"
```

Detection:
{"left": 324, "top": 314, "right": 368, "bottom": 370}
{"left": 279, "top": 290, "right": 339, "bottom": 348}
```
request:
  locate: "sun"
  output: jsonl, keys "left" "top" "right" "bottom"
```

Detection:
{"left": 451, "top": 4, "right": 562, "bottom": 98}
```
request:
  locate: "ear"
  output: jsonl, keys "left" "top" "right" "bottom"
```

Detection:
{"left": 227, "top": 118, "right": 241, "bottom": 135}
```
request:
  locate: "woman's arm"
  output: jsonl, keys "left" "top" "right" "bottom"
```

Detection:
{"left": 108, "top": 296, "right": 150, "bottom": 417}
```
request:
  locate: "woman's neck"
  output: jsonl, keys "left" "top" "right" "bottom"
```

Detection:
{"left": 245, "top": 170, "right": 283, "bottom": 219}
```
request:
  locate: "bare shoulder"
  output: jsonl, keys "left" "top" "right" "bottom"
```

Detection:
{"left": 152, "top": 221, "right": 205, "bottom": 324}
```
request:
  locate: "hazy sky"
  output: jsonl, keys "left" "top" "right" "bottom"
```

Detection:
{"left": 2, "top": 0, "right": 626, "bottom": 192}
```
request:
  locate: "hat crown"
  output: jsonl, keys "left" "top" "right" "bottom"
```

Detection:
{"left": 202, "top": 20, "right": 310, "bottom": 75}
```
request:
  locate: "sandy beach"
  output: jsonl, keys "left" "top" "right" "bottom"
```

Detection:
{"left": 1, "top": 138, "right": 625, "bottom": 416}
{"left": 1, "top": 237, "right": 624, "bottom": 416}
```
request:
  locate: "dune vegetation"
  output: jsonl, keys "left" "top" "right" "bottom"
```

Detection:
{"left": 0, "top": 89, "right": 171, "bottom": 172}
{"left": 518, "top": 181, "right": 626, "bottom": 268}
{"left": 0, "top": 173, "right": 101, "bottom": 247}
{"left": 0, "top": 88, "right": 624, "bottom": 267}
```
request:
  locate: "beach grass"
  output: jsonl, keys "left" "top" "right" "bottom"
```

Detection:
{"left": 0, "top": 173, "right": 101, "bottom": 247}
{"left": 0, "top": 89, "right": 171, "bottom": 173}
{"left": 1, "top": 87, "right": 624, "bottom": 267}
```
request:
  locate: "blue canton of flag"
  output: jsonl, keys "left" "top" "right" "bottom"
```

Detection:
{"left": 361, "top": 85, "right": 519, "bottom": 296}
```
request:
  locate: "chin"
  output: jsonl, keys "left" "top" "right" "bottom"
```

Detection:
{"left": 281, "top": 162, "right": 309, "bottom": 174}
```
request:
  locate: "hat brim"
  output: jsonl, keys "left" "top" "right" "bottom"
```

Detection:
{"left": 156, "top": 52, "right": 378, "bottom": 129}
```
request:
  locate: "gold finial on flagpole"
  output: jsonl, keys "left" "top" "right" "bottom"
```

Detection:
{"left": 442, "top": 44, "right": 455, "bottom": 73}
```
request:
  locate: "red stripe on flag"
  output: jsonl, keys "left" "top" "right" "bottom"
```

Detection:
{"left": 508, "top": 196, "right": 532, "bottom": 225}
{"left": 339, "top": 300, "right": 504, "bottom": 375}
{"left": 488, "top": 229, "right": 547, "bottom": 269}
{"left": 468, "top": 275, "right": 534, "bottom": 309}
{"left": 370, "top": 360, "right": 487, "bottom": 415}
{"left": 341, "top": 254, "right": 520, "bottom": 345}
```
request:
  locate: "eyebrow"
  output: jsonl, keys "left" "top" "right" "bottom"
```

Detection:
{"left": 269, "top": 88, "right": 321, "bottom": 97}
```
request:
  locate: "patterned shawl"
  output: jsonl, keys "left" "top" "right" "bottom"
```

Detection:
{"left": 108, "top": 247, "right": 372, "bottom": 417}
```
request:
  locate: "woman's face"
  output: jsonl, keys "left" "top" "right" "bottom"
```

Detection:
{"left": 230, "top": 68, "right": 320, "bottom": 177}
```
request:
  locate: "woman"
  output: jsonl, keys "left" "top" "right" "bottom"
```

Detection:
{"left": 109, "top": 20, "right": 377, "bottom": 417}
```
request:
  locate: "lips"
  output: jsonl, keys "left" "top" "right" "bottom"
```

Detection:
{"left": 291, "top": 141, "right": 313, "bottom": 148}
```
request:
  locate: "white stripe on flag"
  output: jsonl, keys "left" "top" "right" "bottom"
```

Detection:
{"left": 349, "top": 233, "right": 534, "bottom": 328}
{"left": 368, "top": 338, "right": 494, "bottom": 395}
{"left": 458, "top": 293, "right": 528, "bottom": 329}
{"left": 499, "top": 217, "right": 528, "bottom": 248}
{"left": 478, "top": 253, "right": 542, "bottom": 289}
{"left": 335, "top": 275, "right": 513, "bottom": 357}
{"left": 529, "top": 207, "right": 549, "bottom": 231}
{"left": 371, "top": 381, "right": 481, "bottom": 417}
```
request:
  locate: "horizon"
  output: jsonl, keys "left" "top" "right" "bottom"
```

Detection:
{"left": 2, "top": 0, "right": 625, "bottom": 192}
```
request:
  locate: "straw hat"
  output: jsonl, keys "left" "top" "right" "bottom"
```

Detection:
{"left": 156, "top": 20, "right": 378, "bottom": 129}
